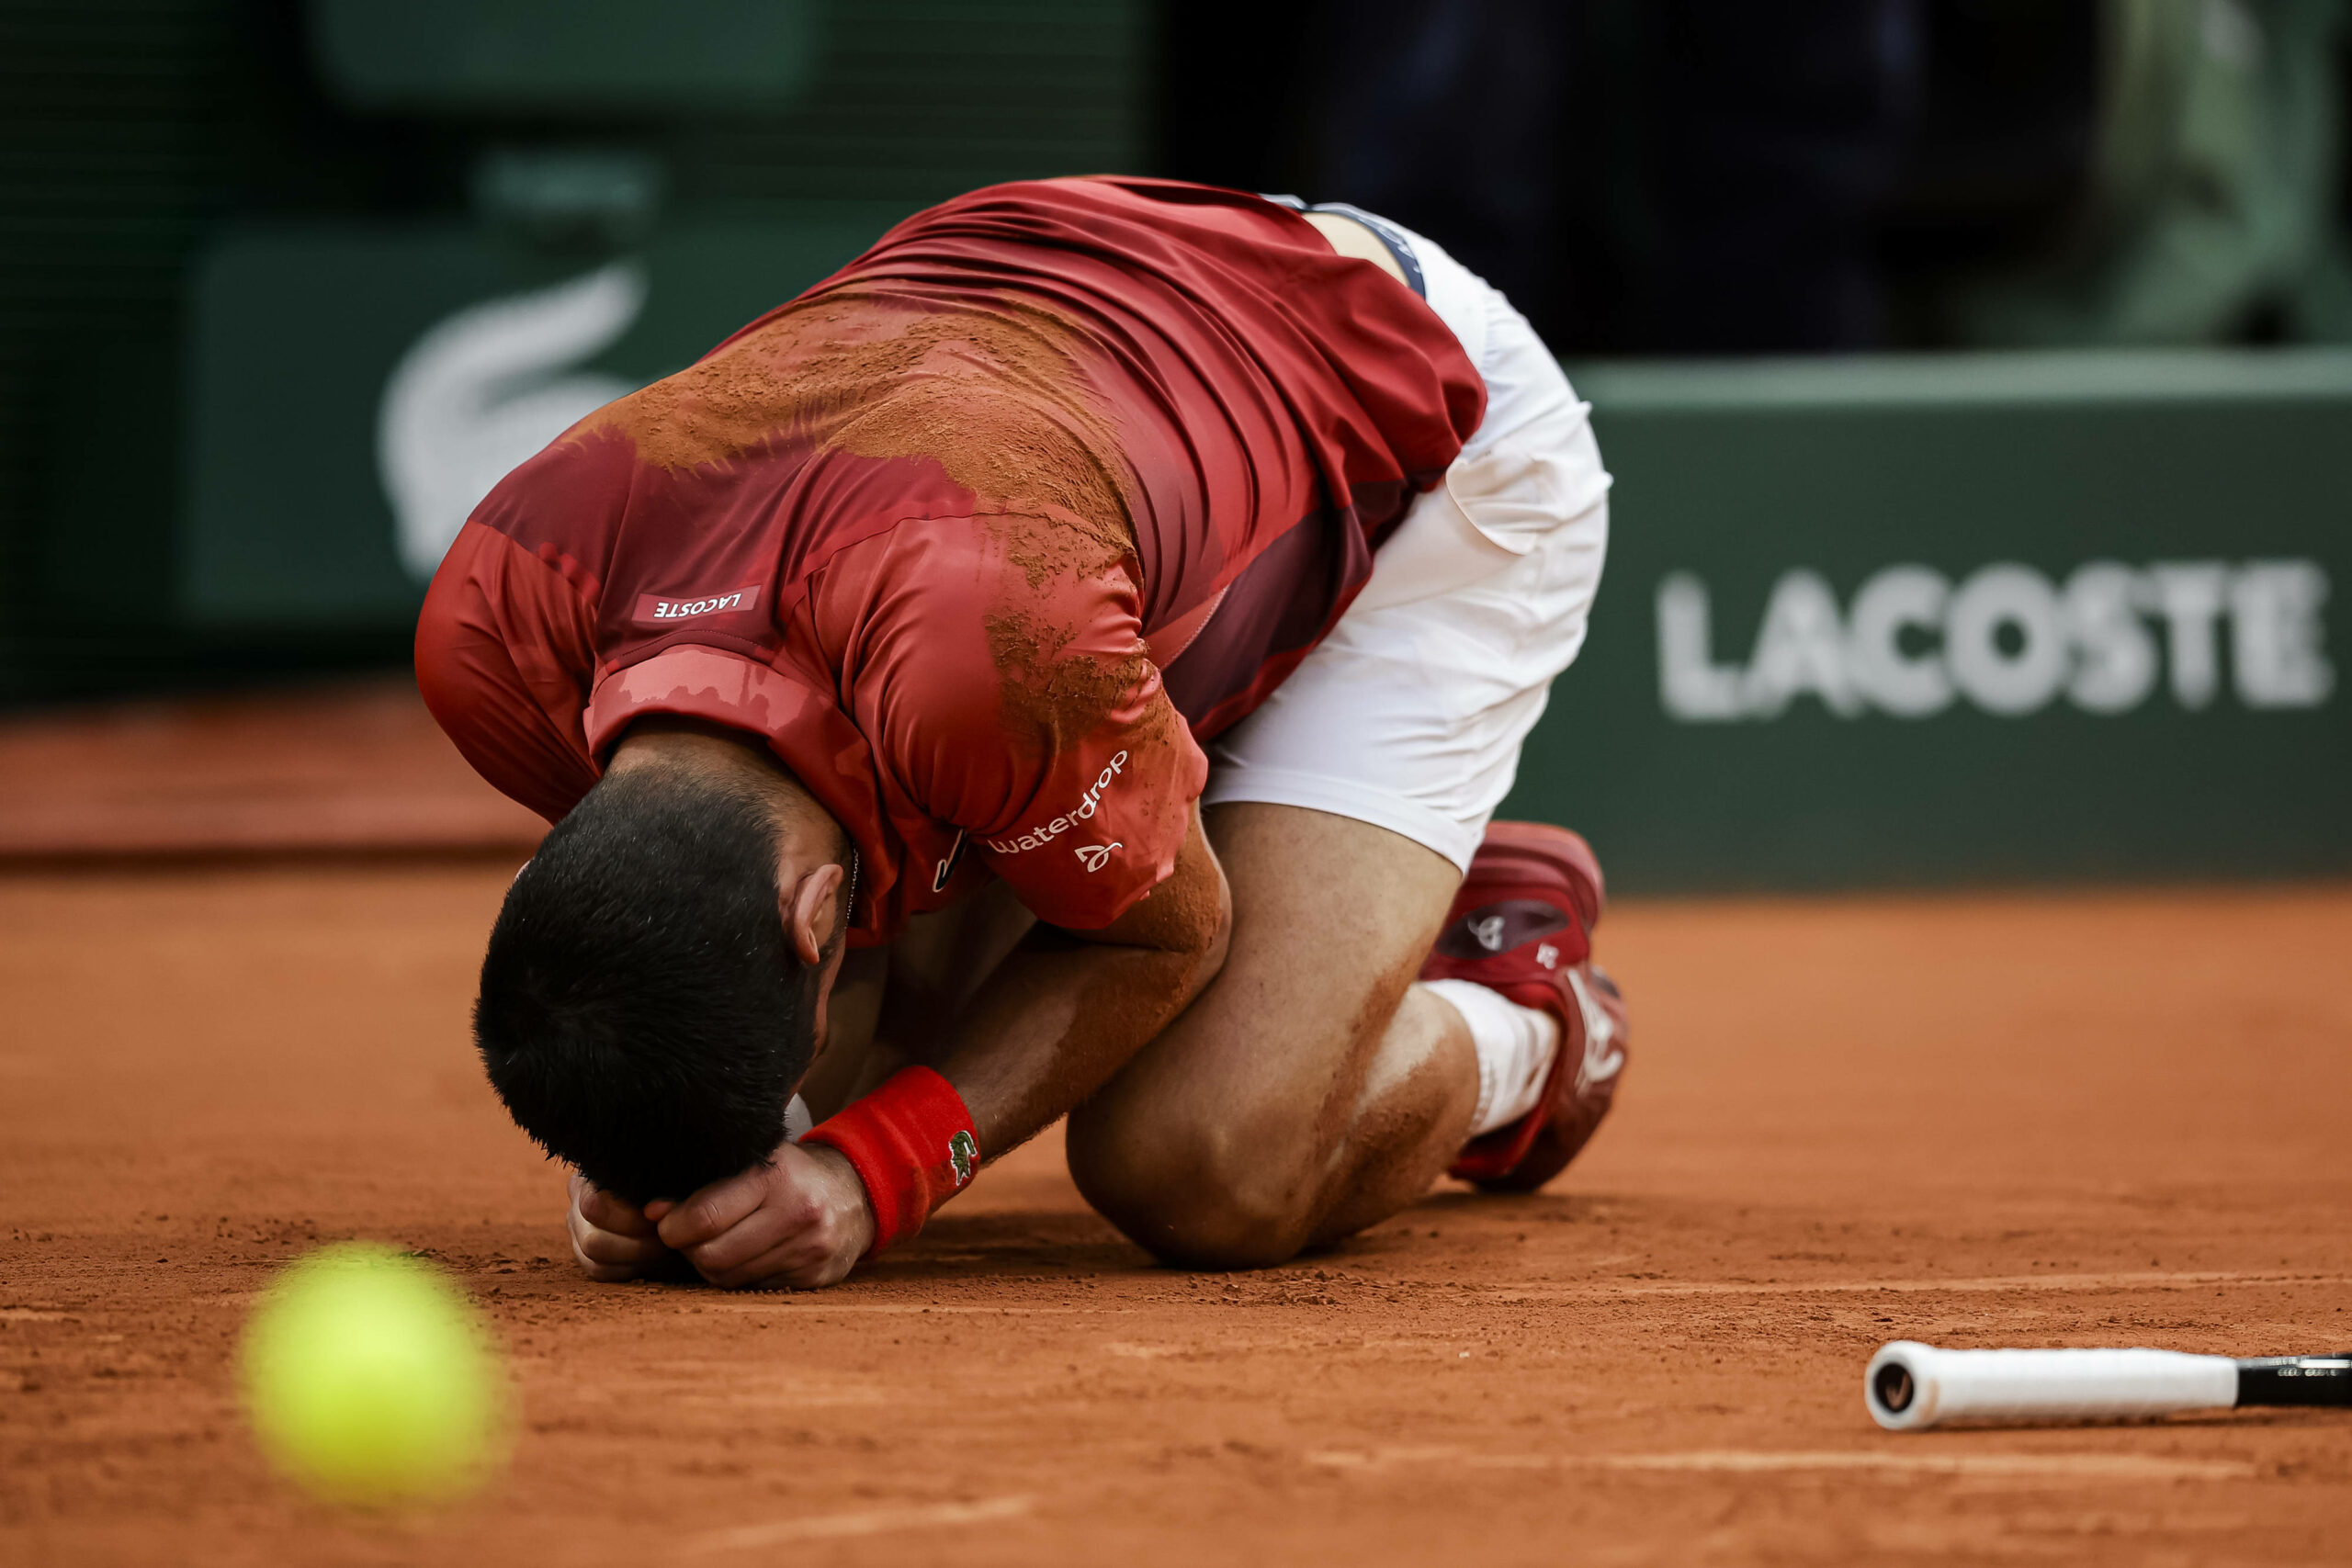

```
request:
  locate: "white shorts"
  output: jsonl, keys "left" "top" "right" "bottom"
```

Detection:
{"left": 1201, "top": 219, "right": 1613, "bottom": 873}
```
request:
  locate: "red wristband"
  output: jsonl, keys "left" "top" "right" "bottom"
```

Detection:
{"left": 800, "top": 1066, "right": 979, "bottom": 1257}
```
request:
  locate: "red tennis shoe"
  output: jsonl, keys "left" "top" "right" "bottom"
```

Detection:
{"left": 1423, "top": 821, "right": 1628, "bottom": 1191}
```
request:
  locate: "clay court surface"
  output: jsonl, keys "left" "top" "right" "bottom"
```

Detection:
{"left": 4, "top": 863, "right": 2348, "bottom": 1565}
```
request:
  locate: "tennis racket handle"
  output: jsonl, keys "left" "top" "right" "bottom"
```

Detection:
{"left": 2234, "top": 1353, "right": 2352, "bottom": 1406}
{"left": 1866, "top": 1342, "right": 2236, "bottom": 1431}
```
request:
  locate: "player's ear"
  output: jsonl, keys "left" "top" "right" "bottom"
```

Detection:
{"left": 781, "top": 861, "right": 851, "bottom": 1064}
{"left": 780, "top": 861, "right": 845, "bottom": 969}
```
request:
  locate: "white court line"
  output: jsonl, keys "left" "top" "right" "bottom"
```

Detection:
{"left": 684, "top": 1495, "right": 1034, "bottom": 1553}
{"left": 706, "top": 1302, "right": 1131, "bottom": 1315}
{"left": 1503, "top": 1269, "right": 2350, "bottom": 1301}
{"left": 710, "top": 1270, "right": 2344, "bottom": 1314}
{"left": 1589, "top": 1451, "right": 2252, "bottom": 1482}
{"left": 1306, "top": 1449, "right": 2255, "bottom": 1483}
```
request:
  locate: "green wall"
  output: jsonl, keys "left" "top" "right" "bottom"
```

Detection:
{"left": 1507, "top": 352, "right": 2350, "bottom": 889}
{"left": 8, "top": 1, "right": 2343, "bottom": 889}
{"left": 0, "top": 0, "right": 1148, "bottom": 703}
{"left": 181, "top": 213, "right": 916, "bottom": 626}
{"left": 175, "top": 234, "right": 2352, "bottom": 890}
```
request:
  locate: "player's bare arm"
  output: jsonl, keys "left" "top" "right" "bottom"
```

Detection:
{"left": 912, "top": 797, "right": 1229, "bottom": 1142}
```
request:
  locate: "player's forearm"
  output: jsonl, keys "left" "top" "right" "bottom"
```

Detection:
{"left": 931, "top": 925, "right": 1225, "bottom": 1156}
{"left": 825, "top": 801, "right": 1227, "bottom": 1176}
{"left": 935, "top": 801, "right": 1230, "bottom": 1154}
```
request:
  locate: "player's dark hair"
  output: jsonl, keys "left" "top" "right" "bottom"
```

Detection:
{"left": 472, "top": 765, "right": 820, "bottom": 1203}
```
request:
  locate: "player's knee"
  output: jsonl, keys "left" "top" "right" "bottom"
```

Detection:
{"left": 1067, "top": 1103, "right": 1314, "bottom": 1269}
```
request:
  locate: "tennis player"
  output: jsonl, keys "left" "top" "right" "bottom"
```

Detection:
{"left": 416, "top": 176, "right": 1627, "bottom": 1289}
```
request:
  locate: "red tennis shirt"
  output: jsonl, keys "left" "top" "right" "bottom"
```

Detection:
{"left": 417, "top": 176, "right": 1482, "bottom": 942}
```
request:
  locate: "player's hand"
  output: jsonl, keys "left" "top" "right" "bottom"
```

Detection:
{"left": 646, "top": 1142, "right": 876, "bottom": 1291}
{"left": 566, "top": 1169, "right": 674, "bottom": 1282}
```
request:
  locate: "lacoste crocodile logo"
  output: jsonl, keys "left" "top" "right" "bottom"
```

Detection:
{"left": 380, "top": 262, "right": 646, "bottom": 581}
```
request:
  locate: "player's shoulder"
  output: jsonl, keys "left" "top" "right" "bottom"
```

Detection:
{"left": 808, "top": 515, "right": 1037, "bottom": 716}
{"left": 818, "top": 511, "right": 1136, "bottom": 627}
{"left": 813, "top": 512, "right": 1148, "bottom": 746}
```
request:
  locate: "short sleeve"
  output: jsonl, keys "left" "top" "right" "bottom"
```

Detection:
{"left": 415, "top": 522, "right": 603, "bottom": 824}
{"left": 820, "top": 516, "right": 1209, "bottom": 931}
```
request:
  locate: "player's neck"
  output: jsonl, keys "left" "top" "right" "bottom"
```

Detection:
{"left": 608, "top": 718, "right": 847, "bottom": 871}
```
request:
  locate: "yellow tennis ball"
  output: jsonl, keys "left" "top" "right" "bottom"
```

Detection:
{"left": 240, "top": 1242, "right": 507, "bottom": 1506}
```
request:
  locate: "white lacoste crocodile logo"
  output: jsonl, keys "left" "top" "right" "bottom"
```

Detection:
{"left": 1470, "top": 914, "right": 1508, "bottom": 951}
{"left": 1074, "top": 842, "right": 1121, "bottom": 874}
{"left": 380, "top": 262, "right": 646, "bottom": 581}
{"left": 1567, "top": 968, "right": 1624, "bottom": 1096}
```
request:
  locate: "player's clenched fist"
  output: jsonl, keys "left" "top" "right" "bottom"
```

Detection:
{"left": 566, "top": 1169, "right": 674, "bottom": 1282}
{"left": 644, "top": 1142, "right": 877, "bottom": 1292}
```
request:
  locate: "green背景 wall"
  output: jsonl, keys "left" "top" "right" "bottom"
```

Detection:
{"left": 0, "top": 0, "right": 1148, "bottom": 703}
{"left": 1503, "top": 350, "right": 2349, "bottom": 890}
{"left": 179, "top": 279, "right": 2351, "bottom": 889}
{"left": 180, "top": 212, "right": 920, "bottom": 626}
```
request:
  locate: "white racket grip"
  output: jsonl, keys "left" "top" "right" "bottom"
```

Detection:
{"left": 1866, "top": 1342, "right": 2238, "bottom": 1430}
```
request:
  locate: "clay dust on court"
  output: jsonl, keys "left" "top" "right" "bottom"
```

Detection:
{"left": 4, "top": 857, "right": 2346, "bottom": 1565}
